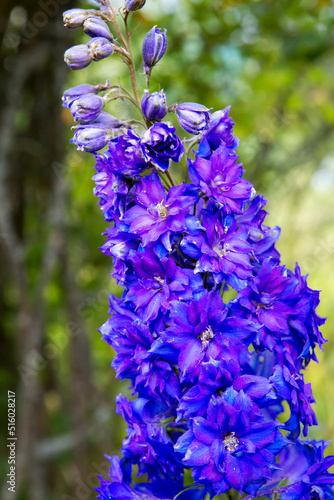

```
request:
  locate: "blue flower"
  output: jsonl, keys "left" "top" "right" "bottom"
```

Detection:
{"left": 175, "top": 387, "right": 287, "bottom": 498}
{"left": 152, "top": 291, "right": 255, "bottom": 381}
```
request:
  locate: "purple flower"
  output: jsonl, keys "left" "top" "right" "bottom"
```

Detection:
{"left": 142, "top": 26, "right": 167, "bottom": 75}
{"left": 98, "top": 130, "right": 147, "bottom": 177}
{"left": 181, "top": 210, "right": 254, "bottom": 290}
{"left": 100, "top": 300, "right": 181, "bottom": 403}
{"left": 116, "top": 395, "right": 184, "bottom": 478}
{"left": 233, "top": 258, "right": 299, "bottom": 350}
{"left": 153, "top": 291, "right": 255, "bottom": 381}
{"left": 122, "top": 172, "right": 197, "bottom": 249}
{"left": 177, "top": 358, "right": 275, "bottom": 420}
{"left": 254, "top": 440, "right": 334, "bottom": 500}
{"left": 141, "top": 123, "right": 184, "bottom": 172}
{"left": 270, "top": 364, "right": 317, "bottom": 437}
{"left": 175, "top": 102, "right": 211, "bottom": 135}
{"left": 141, "top": 90, "right": 168, "bottom": 122}
{"left": 198, "top": 106, "right": 240, "bottom": 157}
{"left": 188, "top": 145, "right": 254, "bottom": 213}
{"left": 175, "top": 387, "right": 287, "bottom": 497}
{"left": 70, "top": 93, "right": 105, "bottom": 123}
{"left": 123, "top": 249, "right": 203, "bottom": 321}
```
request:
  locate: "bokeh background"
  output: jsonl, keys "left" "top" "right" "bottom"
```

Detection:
{"left": 1, "top": 0, "right": 334, "bottom": 499}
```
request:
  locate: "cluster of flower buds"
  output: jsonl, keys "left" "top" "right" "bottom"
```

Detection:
{"left": 62, "top": 2, "right": 334, "bottom": 500}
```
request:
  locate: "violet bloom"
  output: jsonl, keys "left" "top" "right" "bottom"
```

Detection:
{"left": 177, "top": 357, "right": 275, "bottom": 420}
{"left": 233, "top": 258, "right": 300, "bottom": 350}
{"left": 99, "top": 130, "right": 147, "bottom": 177}
{"left": 270, "top": 364, "right": 317, "bottom": 438}
{"left": 124, "top": 249, "right": 203, "bottom": 322}
{"left": 181, "top": 210, "right": 254, "bottom": 290}
{"left": 141, "top": 123, "right": 184, "bottom": 171}
{"left": 175, "top": 102, "right": 211, "bottom": 135}
{"left": 236, "top": 195, "right": 281, "bottom": 264}
{"left": 100, "top": 302, "right": 181, "bottom": 403}
{"left": 254, "top": 440, "right": 334, "bottom": 500}
{"left": 153, "top": 291, "right": 255, "bottom": 381}
{"left": 188, "top": 145, "right": 254, "bottom": 213}
{"left": 116, "top": 395, "right": 184, "bottom": 478}
{"left": 286, "top": 263, "right": 327, "bottom": 361}
{"left": 175, "top": 387, "right": 287, "bottom": 498}
{"left": 97, "top": 455, "right": 205, "bottom": 500}
{"left": 198, "top": 106, "right": 240, "bottom": 157}
{"left": 122, "top": 172, "right": 197, "bottom": 249}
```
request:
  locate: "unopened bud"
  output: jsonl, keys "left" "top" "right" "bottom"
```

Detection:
{"left": 125, "top": 0, "right": 146, "bottom": 12}
{"left": 70, "top": 94, "right": 105, "bottom": 123}
{"left": 88, "top": 37, "right": 114, "bottom": 61}
{"left": 83, "top": 16, "right": 113, "bottom": 41}
{"left": 62, "top": 84, "right": 98, "bottom": 108}
{"left": 71, "top": 126, "right": 112, "bottom": 152}
{"left": 141, "top": 90, "right": 167, "bottom": 122}
{"left": 64, "top": 44, "right": 93, "bottom": 70}
{"left": 63, "top": 9, "right": 88, "bottom": 29}
{"left": 175, "top": 102, "right": 211, "bottom": 134}
{"left": 142, "top": 26, "right": 167, "bottom": 75}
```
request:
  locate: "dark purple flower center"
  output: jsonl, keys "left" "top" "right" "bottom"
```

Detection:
{"left": 199, "top": 325, "right": 214, "bottom": 348}
{"left": 223, "top": 432, "right": 239, "bottom": 452}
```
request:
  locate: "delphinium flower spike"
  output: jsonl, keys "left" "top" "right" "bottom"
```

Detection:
{"left": 62, "top": 2, "right": 334, "bottom": 499}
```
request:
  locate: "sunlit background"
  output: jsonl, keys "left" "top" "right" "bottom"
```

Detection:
{"left": 1, "top": 0, "right": 334, "bottom": 498}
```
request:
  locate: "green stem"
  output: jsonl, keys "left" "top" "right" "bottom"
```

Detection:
{"left": 166, "top": 169, "right": 176, "bottom": 187}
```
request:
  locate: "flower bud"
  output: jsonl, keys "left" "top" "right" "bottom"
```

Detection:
{"left": 64, "top": 44, "right": 93, "bottom": 70}
{"left": 175, "top": 102, "right": 211, "bottom": 134}
{"left": 71, "top": 126, "right": 113, "bottom": 152}
{"left": 70, "top": 94, "right": 105, "bottom": 123}
{"left": 141, "top": 90, "right": 167, "bottom": 122}
{"left": 63, "top": 9, "right": 88, "bottom": 29}
{"left": 142, "top": 26, "right": 167, "bottom": 75}
{"left": 92, "top": 112, "right": 130, "bottom": 129}
{"left": 83, "top": 16, "right": 113, "bottom": 41}
{"left": 62, "top": 84, "right": 98, "bottom": 108}
{"left": 88, "top": 37, "right": 114, "bottom": 61}
{"left": 125, "top": 0, "right": 146, "bottom": 12}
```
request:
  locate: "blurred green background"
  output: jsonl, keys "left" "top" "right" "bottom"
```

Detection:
{"left": 1, "top": 0, "right": 334, "bottom": 498}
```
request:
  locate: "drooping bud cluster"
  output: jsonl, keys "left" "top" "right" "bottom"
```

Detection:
{"left": 62, "top": 3, "right": 334, "bottom": 500}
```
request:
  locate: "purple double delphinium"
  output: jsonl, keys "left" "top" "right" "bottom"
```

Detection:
{"left": 62, "top": 3, "right": 334, "bottom": 500}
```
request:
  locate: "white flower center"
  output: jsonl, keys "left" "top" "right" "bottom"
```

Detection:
{"left": 223, "top": 432, "right": 239, "bottom": 452}
{"left": 156, "top": 201, "right": 168, "bottom": 218}
{"left": 199, "top": 325, "right": 214, "bottom": 348}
